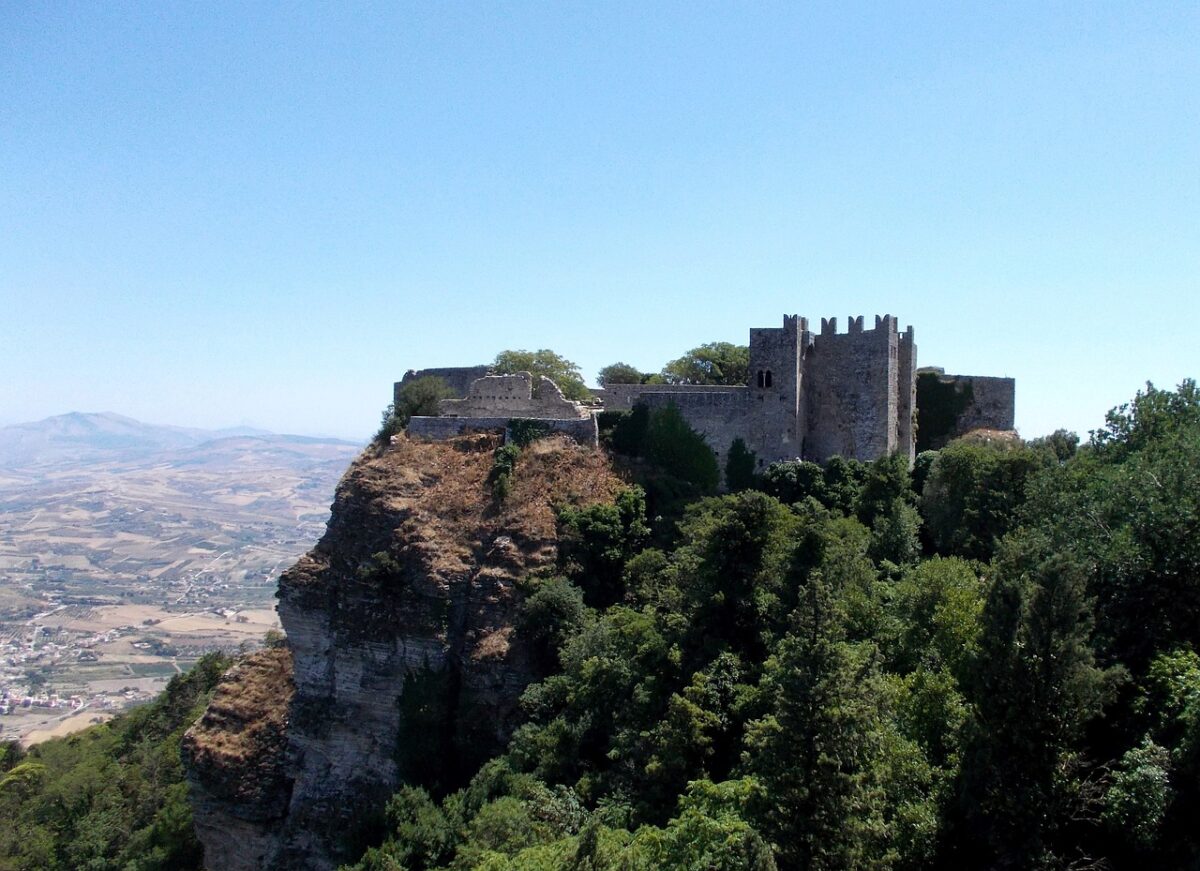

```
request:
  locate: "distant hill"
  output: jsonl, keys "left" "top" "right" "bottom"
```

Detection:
{"left": 0, "top": 412, "right": 357, "bottom": 469}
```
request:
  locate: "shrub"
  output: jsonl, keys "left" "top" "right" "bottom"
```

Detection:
{"left": 724, "top": 438, "right": 757, "bottom": 492}
{"left": 489, "top": 444, "right": 521, "bottom": 503}
{"left": 508, "top": 419, "right": 552, "bottom": 448}
{"left": 375, "top": 376, "right": 455, "bottom": 443}
{"left": 644, "top": 404, "right": 719, "bottom": 495}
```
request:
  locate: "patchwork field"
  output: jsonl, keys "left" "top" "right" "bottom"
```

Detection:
{"left": 0, "top": 414, "right": 362, "bottom": 744}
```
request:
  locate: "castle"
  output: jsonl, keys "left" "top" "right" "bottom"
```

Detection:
{"left": 399, "top": 313, "right": 1015, "bottom": 471}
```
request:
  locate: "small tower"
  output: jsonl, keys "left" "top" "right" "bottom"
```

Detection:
{"left": 747, "top": 314, "right": 809, "bottom": 464}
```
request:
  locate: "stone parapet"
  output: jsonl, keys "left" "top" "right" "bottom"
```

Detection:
{"left": 407, "top": 415, "right": 599, "bottom": 447}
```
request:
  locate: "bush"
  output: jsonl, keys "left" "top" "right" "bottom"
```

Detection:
{"left": 644, "top": 404, "right": 719, "bottom": 495}
{"left": 519, "top": 577, "right": 591, "bottom": 670}
{"left": 375, "top": 376, "right": 455, "bottom": 443}
{"left": 489, "top": 444, "right": 521, "bottom": 503}
{"left": 508, "top": 419, "right": 552, "bottom": 447}
{"left": 724, "top": 438, "right": 757, "bottom": 492}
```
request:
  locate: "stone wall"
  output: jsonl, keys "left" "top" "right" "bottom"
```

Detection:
{"left": 636, "top": 390, "right": 751, "bottom": 472}
{"left": 407, "top": 414, "right": 599, "bottom": 447}
{"left": 439, "top": 373, "right": 590, "bottom": 420}
{"left": 950, "top": 375, "right": 1016, "bottom": 434}
{"left": 594, "top": 383, "right": 745, "bottom": 411}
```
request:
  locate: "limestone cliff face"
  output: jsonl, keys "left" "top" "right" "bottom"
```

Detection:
{"left": 185, "top": 433, "right": 622, "bottom": 871}
{"left": 183, "top": 647, "right": 295, "bottom": 871}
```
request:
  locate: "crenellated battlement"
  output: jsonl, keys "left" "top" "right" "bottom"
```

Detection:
{"left": 818, "top": 314, "right": 901, "bottom": 337}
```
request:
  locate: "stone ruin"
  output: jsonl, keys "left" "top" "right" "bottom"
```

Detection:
{"left": 406, "top": 372, "right": 598, "bottom": 445}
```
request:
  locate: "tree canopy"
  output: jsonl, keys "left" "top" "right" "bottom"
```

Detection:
{"left": 661, "top": 342, "right": 749, "bottom": 386}
{"left": 597, "top": 362, "right": 648, "bottom": 386}
{"left": 493, "top": 349, "right": 591, "bottom": 400}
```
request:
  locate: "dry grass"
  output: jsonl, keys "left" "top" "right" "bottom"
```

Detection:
{"left": 342, "top": 433, "right": 625, "bottom": 583}
{"left": 183, "top": 647, "right": 293, "bottom": 769}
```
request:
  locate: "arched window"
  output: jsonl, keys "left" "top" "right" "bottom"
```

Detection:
{"left": 756, "top": 370, "right": 765, "bottom": 388}
{"left": 765, "top": 370, "right": 773, "bottom": 388}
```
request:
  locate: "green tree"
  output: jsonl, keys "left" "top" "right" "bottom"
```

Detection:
{"left": 724, "top": 438, "right": 757, "bottom": 492}
{"left": 856, "top": 453, "right": 914, "bottom": 529}
{"left": 1017, "top": 380, "right": 1200, "bottom": 670}
{"left": 1028, "top": 429, "right": 1079, "bottom": 462}
{"left": 377, "top": 376, "right": 456, "bottom": 443}
{"left": 597, "top": 363, "right": 646, "bottom": 386}
{"left": 744, "top": 572, "right": 902, "bottom": 871}
{"left": 644, "top": 404, "right": 719, "bottom": 495}
{"left": 888, "top": 557, "right": 984, "bottom": 680}
{"left": 518, "top": 577, "right": 591, "bottom": 671}
{"left": 1091, "top": 378, "right": 1200, "bottom": 459}
{"left": 558, "top": 488, "right": 650, "bottom": 607}
{"left": 921, "top": 436, "right": 1050, "bottom": 562}
{"left": 822, "top": 456, "right": 868, "bottom": 517}
{"left": 493, "top": 349, "right": 591, "bottom": 400}
{"left": 661, "top": 343, "right": 749, "bottom": 386}
{"left": 758, "top": 460, "right": 828, "bottom": 507}
{"left": 958, "top": 540, "right": 1109, "bottom": 867}
{"left": 620, "top": 779, "right": 777, "bottom": 871}
{"left": 1102, "top": 740, "right": 1171, "bottom": 853}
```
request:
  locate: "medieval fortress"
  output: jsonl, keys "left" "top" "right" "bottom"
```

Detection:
{"left": 400, "top": 314, "right": 1015, "bottom": 470}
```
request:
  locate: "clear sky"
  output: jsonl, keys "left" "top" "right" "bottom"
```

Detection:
{"left": 2, "top": 2, "right": 1197, "bottom": 441}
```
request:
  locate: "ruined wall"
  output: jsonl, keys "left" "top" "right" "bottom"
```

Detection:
{"left": 803, "top": 315, "right": 900, "bottom": 463}
{"left": 407, "top": 415, "right": 599, "bottom": 447}
{"left": 395, "top": 366, "right": 491, "bottom": 407}
{"left": 915, "top": 369, "right": 1016, "bottom": 450}
{"left": 439, "top": 373, "right": 589, "bottom": 420}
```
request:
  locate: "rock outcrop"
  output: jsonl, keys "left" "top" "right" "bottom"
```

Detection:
{"left": 185, "top": 433, "right": 623, "bottom": 870}
{"left": 183, "top": 647, "right": 295, "bottom": 871}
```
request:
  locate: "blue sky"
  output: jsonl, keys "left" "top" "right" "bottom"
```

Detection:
{"left": 2, "top": 2, "right": 1197, "bottom": 441}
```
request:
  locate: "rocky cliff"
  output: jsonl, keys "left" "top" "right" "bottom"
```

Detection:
{"left": 184, "top": 432, "right": 623, "bottom": 870}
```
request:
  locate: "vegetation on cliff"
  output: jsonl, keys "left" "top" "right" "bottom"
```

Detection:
{"left": 0, "top": 652, "right": 231, "bottom": 871}
{"left": 342, "top": 380, "right": 1200, "bottom": 870}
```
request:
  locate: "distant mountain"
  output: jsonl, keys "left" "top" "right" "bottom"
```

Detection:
{"left": 0, "top": 412, "right": 358, "bottom": 469}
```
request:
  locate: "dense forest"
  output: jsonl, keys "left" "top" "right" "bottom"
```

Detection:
{"left": 350, "top": 379, "right": 1200, "bottom": 870}
{"left": 0, "top": 653, "right": 230, "bottom": 870}
{"left": 3, "top": 379, "right": 1197, "bottom": 871}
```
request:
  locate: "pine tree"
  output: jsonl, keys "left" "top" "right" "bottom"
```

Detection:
{"left": 958, "top": 540, "right": 1108, "bottom": 866}
{"left": 745, "top": 571, "right": 892, "bottom": 870}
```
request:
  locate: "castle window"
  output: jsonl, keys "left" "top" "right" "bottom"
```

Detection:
{"left": 756, "top": 370, "right": 765, "bottom": 388}
{"left": 765, "top": 370, "right": 773, "bottom": 388}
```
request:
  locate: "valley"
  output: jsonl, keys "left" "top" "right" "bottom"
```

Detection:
{"left": 0, "top": 413, "right": 362, "bottom": 744}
